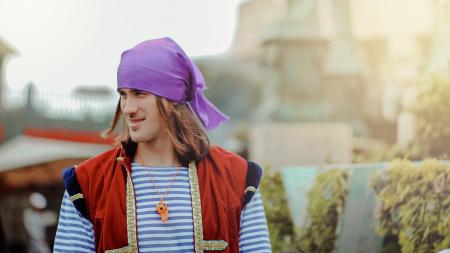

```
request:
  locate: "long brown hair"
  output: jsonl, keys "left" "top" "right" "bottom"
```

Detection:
{"left": 102, "top": 96, "right": 210, "bottom": 164}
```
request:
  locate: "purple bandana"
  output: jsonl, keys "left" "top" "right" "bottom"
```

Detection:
{"left": 117, "top": 37, "right": 229, "bottom": 130}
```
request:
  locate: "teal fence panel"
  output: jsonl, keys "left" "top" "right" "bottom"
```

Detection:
{"left": 281, "top": 163, "right": 386, "bottom": 253}
{"left": 281, "top": 167, "right": 318, "bottom": 227}
{"left": 335, "top": 163, "right": 385, "bottom": 253}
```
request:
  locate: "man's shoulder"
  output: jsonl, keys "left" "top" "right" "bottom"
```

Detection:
{"left": 207, "top": 145, "right": 246, "bottom": 164}
{"left": 76, "top": 146, "right": 122, "bottom": 173}
{"left": 206, "top": 146, "right": 263, "bottom": 206}
{"left": 202, "top": 145, "right": 248, "bottom": 176}
{"left": 63, "top": 146, "right": 122, "bottom": 219}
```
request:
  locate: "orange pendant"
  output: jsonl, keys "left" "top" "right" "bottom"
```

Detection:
{"left": 156, "top": 200, "right": 169, "bottom": 222}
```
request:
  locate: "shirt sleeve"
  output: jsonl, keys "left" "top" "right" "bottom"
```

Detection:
{"left": 53, "top": 191, "right": 96, "bottom": 253}
{"left": 239, "top": 190, "right": 272, "bottom": 253}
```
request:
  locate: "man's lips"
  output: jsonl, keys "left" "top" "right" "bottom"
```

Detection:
{"left": 128, "top": 117, "right": 145, "bottom": 129}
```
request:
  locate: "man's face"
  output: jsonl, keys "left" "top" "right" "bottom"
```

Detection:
{"left": 118, "top": 88, "right": 164, "bottom": 143}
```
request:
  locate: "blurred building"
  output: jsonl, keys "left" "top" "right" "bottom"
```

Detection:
{"left": 0, "top": 38, "right": 14, "bottom": 144}
{"left": 249, "top": 123, "right": 353, "bottom": 169}
{"left": 425, "top": 0, "right": 450, "bottom": 75}
{"left": 0, "top": 37, "right": 117, "bottom": 251}
{"left": 0, "top": 37, "right": 14, "bottom": 112}
{"left": 0, "top": 133, "right": 111, "bottom": 251}
{"left": 231, "top": 0, "right": 287, "bottom": 61}
{"left": 225, "top": 0, "right": 440, "bottom": 163}
{"left": 232, "top": 0, "right": 434, "bottom": 121}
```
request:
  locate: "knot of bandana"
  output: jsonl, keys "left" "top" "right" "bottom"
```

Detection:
{"left": 117, "top": 37, "right": 229, "bottom": 130}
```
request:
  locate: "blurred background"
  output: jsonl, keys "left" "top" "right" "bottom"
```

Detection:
{"left": 0, "top": 0, "right": 449, "bottom": 252}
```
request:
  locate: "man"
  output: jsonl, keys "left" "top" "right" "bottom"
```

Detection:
{"left": 54, "top": 37, "right": 271, "bottom": 253}
{"left": 24, "top": 192, "right": 57, "bottom": 253}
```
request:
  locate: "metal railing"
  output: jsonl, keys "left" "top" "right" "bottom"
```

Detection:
{"left": 2, "top": 87, "right": 118, "bottom": 122}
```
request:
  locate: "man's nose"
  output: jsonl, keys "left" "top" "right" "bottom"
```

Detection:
{"left": 122, "top": 98, "right": 138, "bottom": 115}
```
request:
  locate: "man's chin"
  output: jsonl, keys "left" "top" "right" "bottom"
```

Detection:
{"left": 130, "top": 135, "right": 143, "bottom": 143}
{"left": 130, "top": 135, "right": 150, "bottom": 143}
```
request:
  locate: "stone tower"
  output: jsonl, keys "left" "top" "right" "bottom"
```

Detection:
{"left": 256, "top": 0, "right": 329, "bottom": 121}
{"left": 322, "top": 0, "right": 367, "bottom": 121}
{"left": 0, "top": 38, "right": 14, "bottom": 111}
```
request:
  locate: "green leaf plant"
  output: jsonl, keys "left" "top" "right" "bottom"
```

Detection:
{"left": 371, "top": 159, "right": 450, "bottom": 253}
{"left": 298, "top": 169, "right": 349, "bottom": 253}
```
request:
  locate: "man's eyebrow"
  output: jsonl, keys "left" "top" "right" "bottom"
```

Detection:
{"left": 132, "top": 89, "right": 148, "bottom": 94}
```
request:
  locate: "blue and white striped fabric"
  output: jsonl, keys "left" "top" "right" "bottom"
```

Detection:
{"left": 54, "top": 163, "right": 271, "bottom": 252}
{"left": 54, "top": 194, "right": 95, "bottom": 252}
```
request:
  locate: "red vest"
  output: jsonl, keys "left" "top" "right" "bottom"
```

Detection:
{"left": 74, "top": 145, "right": 248, "bottom": 253}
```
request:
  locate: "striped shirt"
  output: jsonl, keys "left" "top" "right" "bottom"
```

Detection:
{"left": 54, "top": 163, "right": 272, "bottom": 252}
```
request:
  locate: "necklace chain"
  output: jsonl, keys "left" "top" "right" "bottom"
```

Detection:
{"left": 135, "top": 152, "right": 182, "bottom": 199}
{"left": 147, "top": 166, "right": 181, "bottom": 200}
{"left": 135, "top": 153, "right": 182, "bottom": 222}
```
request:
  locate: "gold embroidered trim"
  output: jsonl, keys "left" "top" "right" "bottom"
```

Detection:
{"left": 105, "top": 245, "right": 132, "bottom": 253}
{"left": 125, "top": 169, "right": 138, "bottom": 252}
{"left": 203, "top": 240, "right": 228, "bottom": 251}
{"left": 188, "top": 161, "right": 204, "bottom": 253}
{"left": 69, "top": 193, "right": 83, "bottom": 202}
{"left": 245, "top": 186, "right": 257, "bottom": 194}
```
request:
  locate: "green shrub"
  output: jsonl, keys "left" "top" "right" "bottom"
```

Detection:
{"left": 412, "top": 76, "right": 450, "bottom": 158}
{"left": 260, "top": 168, "right": 297, "bottom": 252}
{"left": 371, "top": 159, "right": 450, "bottom": 253}
{"left": 298, "top": 169, "right": 349, "bottom": 253}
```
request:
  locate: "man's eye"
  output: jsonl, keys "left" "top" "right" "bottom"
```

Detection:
{"left": 135, "top": 91, "right": 146, "bottom": 96}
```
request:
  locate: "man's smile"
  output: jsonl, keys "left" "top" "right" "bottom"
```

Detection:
{"left": 129, "top": 117, "right": 146, "bottom": 129}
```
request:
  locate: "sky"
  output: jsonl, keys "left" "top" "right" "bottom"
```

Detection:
{"left": 0, "top": 0, "right": 245, "bottom": 93}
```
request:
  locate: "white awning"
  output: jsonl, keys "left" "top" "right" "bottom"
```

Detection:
{"left": 0, "top": 135, "right": 111, "bottom": 172}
